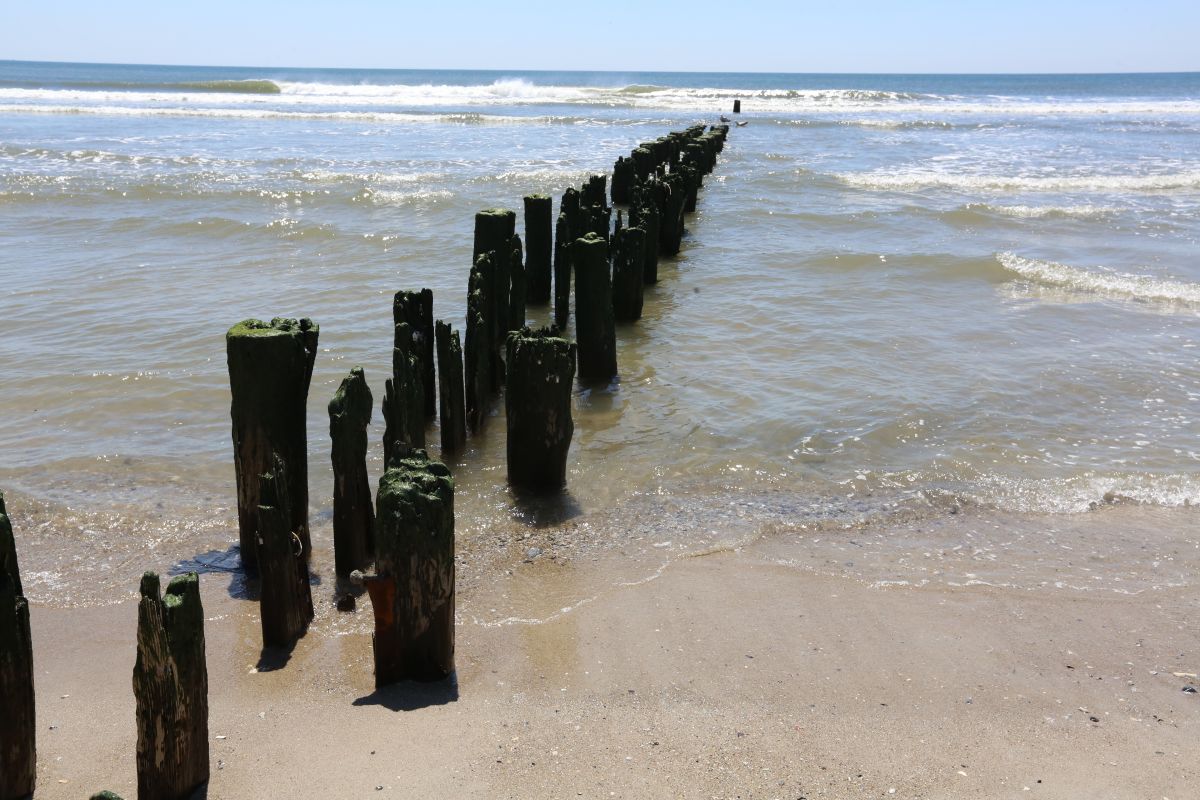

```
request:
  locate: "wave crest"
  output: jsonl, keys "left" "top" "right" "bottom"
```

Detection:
{"left": 996, "top": 252, "right": 1200, "bottom": 307}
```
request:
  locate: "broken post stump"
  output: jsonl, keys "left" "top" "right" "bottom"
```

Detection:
{"left": 734, "top": 99, "right": 741, "bottom": 113}
{"left": 581, "top": 174, "right": 608, "bottom": 209}
{"left": 226, "top": 317, "right": 318, "bottom": 574}
{"left": 509, "top": 234, "right": 526, "bottom": 333}
{"left": 383, "top": 322, "right": 425, "bottom": 463}
{"left": 328, "top": 368, "right": 375, "bottom": 576}
{"left": 393, "top": 289, "right": 435, "bottom": 418}
{"left": 365, "top": 450, "right": 455, "bottom": 685}
{"left": 1, "top": 492, "right": 35, "bottom": 800}
{"left": 553, "top": 212, "right": 572, "bottom": 330}
{"left": 255, "top": 458, "right": 314, "bottom": 648}
{"left": 612, "top": 224, "right": 646, "bottom": 322}
{"left": 435, "top": 321, "right": 467, "bottom": 452}
{"left": 133, "top": 572, "right": 208, "bottom": 800}
{"left": 464, "top": 253, "right": 493, "bottom": 432}
{"left": 523, "top": 195, "right": 552, "bottom": 304}
{"left": 505, "top": 329, "right": 576, "bottom": 490}
{"left": 572, "top": 232, "right": 617, "bottom": 382}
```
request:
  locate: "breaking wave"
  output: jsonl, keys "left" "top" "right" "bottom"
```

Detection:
{"left": 996, "top": 252, "right": 1200, "bottom": 306}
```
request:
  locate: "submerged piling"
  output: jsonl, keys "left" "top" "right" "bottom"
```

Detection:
{"left": 255, "top": 458, "right": 314, "bottom": 648}
{"left": 0, "top": 492, "right": 35, "bottom": 800}
{"left": 328, "top": 368, "right": 375, "bottom": 576}
{"left": 226, "top": 317, "right": 318, "bottom": 574}
{"left": 572, "top": 232, "right": 617, "bottom": 382}
{"left": 365, "top": 449, "right": 455, "bottom": 685}
{"left": 524, "top": 195, "right": 553, "bottom": 304}
{"left": 435, "top": 321, "right": 467, "bottom": 453}
{"left": 133, "top": 571, "right": 208, "bottom": 800}
{"left": 473, "top": 208, "right": 516, "bottom": 385}
{"left": 505, "top": 328, "right": 577, "bottom": 491}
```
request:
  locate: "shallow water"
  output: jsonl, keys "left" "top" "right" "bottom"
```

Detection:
{"left": 2, "top": 63, "right": 1198, "bottom": 604}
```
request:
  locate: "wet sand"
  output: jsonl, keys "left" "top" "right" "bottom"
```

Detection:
{"left": 25, "top": 507, "right": 1200, "bottom": 799}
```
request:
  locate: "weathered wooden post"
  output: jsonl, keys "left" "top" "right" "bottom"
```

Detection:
{"left": 509, "top": 234, "right": 526, "bottom": 333}
{"left": 328, "top": 368, "right": 374, "bottom": 576}
{"left": 586, "top": 203, "right": 611, "bottom": 243}
{"left": 553, "top": 212, "right": 571, "bottom": 330}
{"left": 611, "top": 155, "right": 635, "bottom": 205}
{"left": 523, "top": 195, "right": 552, "bottom": 304}
{"left": 393, "top": 289, "right": 435, "bottom": 418}
{"left": 364, "top": 449, "right": 455, "bottom": 685}
{"left": 660, "top": 172, "right": 689, "bottom": 256}
{"left": 582, "top": 174, "right": 608, "bottom": 209}
{"left": 255, "top": 459, "right": 314, "bottom": 647}
{"left": 383, "top": 322, "right": 425, "bottom": 463}
{"left": 133, "top": 571, "right": 208, "bottom": 800}
{"left": 612, "top": 223, "right": 646, "bottom": 321}
{"left": 464, "top": 253, "right": 493, "bottom": 431}
{"left": 473, "top": 208, "right": 516, "bottom": 384}
{"left": 1, "top": 492, "right": 35, "bottom": 800}
{"left": 572, "top": 232, "right": 617, "bottom": 382}
{"left": 505, "top": 329, "right": 576, "bottom": 490}
{"left": 630, "top": 179, "right": 663, "bottom": 284}
{"left": 733, "top": 99, "right": 741, "bottom": 113}
{"left": 435, "top": 321, "right": 467, "bottom": 452}
{"left": 226, "top": 317, "right": 318, "bottom": 574}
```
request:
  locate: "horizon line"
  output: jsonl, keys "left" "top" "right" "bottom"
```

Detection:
{"left": 2, "top": 58, "right": 1198, "bottom": 78}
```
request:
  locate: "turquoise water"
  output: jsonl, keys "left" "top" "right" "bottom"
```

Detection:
{"left": 1, "top": 61, "right": 1198, "bottom": 602}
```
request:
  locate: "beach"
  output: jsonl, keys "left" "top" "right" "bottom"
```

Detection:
{"left": 2, "top": 62, "right": 1199, "bottom": 797}
{"left": 25, "top": 504, "right": 1200, "bottom": 798}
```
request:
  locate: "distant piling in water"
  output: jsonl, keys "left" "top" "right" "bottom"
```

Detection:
{"left": 572, "top": 232, "right": 618, "bottom": 382}
{"left": 524, "top": 194, "right": 553, "bottom": 304}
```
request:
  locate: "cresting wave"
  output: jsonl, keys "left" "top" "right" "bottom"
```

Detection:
{"left": 995, "top": 252, "right": 1200, "bottom": 307}
{"left": 4, "top": 80, "right": 1200, "bottom": 115}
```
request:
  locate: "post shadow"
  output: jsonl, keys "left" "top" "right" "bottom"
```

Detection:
{"left": 351, "top": 672, "right": 459, "bottom": 712}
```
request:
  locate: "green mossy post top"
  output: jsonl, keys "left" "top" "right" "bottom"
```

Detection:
{"left": 90, "top": 792, "right": 125, "bottom": 800}
{"left": 576, "top": 231, "right": 606, "bottom": 248}
{"left": 227, "top": 316, "right": 318, "bottom": 340}
{"left": 377, "top": 449, "right": 454, "bottom": 509}
{"left": 524, "top": 194, "right": 551, "bottom": 203}
{"left": 507, "top": 325, "right": 572, "bottom": 350}
{"left": 476, "top": 208, "right": 516, "bottom": 221}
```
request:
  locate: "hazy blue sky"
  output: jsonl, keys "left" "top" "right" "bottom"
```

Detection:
{"left": 2, "top": 0, "right": 1197, "bottom": 73}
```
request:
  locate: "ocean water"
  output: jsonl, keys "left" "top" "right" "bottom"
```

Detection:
{"left": 1, "top": 61, "right": 1198, "bottom": 606}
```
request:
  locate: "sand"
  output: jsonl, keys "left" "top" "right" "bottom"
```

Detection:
{"left": 24, "top": 506, "right": 1200, "bottom": 799}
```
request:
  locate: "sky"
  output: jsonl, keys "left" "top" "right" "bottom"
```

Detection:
{"left": 1, "top": 0, "right": 1197, "bottom": 74}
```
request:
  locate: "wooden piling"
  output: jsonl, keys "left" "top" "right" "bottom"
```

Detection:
{"left": 255, "top": 458, "right": 314, "bottom": 648}
{"left": 572, "top": 232, "right": 617, "bottom": 382}
{"left": 630, "top": 179, "right": 664, "bottom": 284}
{"left": 328, "top": 368, "right": 375, "bottom": 576}
{"left": 581, "top": 174, "right": 608, "bottom": 209}
{"left": 553, "top": 213, "right": 571, "bottom": 330}
{"left": 365, "top": 449, "right": 455, "bottom": 685}
{"left": 435, "top": 321, "right": 467, "bottom": 452}
{"left": 733, "top": 99, "right": 741, "bottom": 113}
{"left": 612, "top": 224, "right": 646, "bottom": 322}
{"left": 473, "top": 208, "right": 516, "bottom": 382}
{"left": 505, "top": 328, "right": 576, "bottom": 491}
{"left": 383, "top": 322, "right": 425, "bottom": 463}
{"left": 659, "top": 172, "right": 689, "bottom": 256}
{"left": 611, "top": 155, "right": 635, "bottom": 205}
{"left": 464, "top": 254, "right": 493, "bottom": 432}
{"left": 226, "top": 317, "right": 318, "bottom": 574}
{"left": 0, "top": 492, "right": 35, "bottom": 800}
{"left": 133, "top": 571, "right": 208, "bottom": 800}
{"left": 393, "top": 289, "right": 435, "bottom": 418}
{"left": 509, "top": 234, "right": 526, "bottom": 333}
{"left": 523, "top": 195, "right": 553, "bottom": 304}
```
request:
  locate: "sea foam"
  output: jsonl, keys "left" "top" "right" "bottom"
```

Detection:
{"left": 996, "top": 252, "right": 1200, "bottom": 306}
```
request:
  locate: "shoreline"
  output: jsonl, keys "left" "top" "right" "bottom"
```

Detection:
{"left": 24, "top": 504, "right": 1200, "bottom": 798}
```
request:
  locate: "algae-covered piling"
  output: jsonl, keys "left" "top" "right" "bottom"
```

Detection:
{"left": 329, "top": 367, "right": 375, "bottom": 576}
{"left": 226, "top": 317, "right": 318, "bottom": 574}
{"left": 505, "top": 329, "right": 577, "bottom": 490}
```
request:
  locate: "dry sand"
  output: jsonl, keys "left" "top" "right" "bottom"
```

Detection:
{"left": 25, "top": 506, "right": 1200, "bottom": 799}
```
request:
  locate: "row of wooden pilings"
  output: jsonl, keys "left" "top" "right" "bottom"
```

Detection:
{"left": 0, "top": 122, "right": 728, "bottom": 800}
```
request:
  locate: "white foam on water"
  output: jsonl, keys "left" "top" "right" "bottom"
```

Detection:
{"left": 970, "top": 203, "right": 1120, "bottom": 219}
{"left": 996, "top": 252, "right": 1200, "bottom": 306}
{"left": 838, "top": 169, "right": 1200, "bottom": 193}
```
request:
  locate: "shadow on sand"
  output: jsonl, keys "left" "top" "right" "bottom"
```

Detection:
{"left": 352, "top": 672, "right": 459, "bottom": 712}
